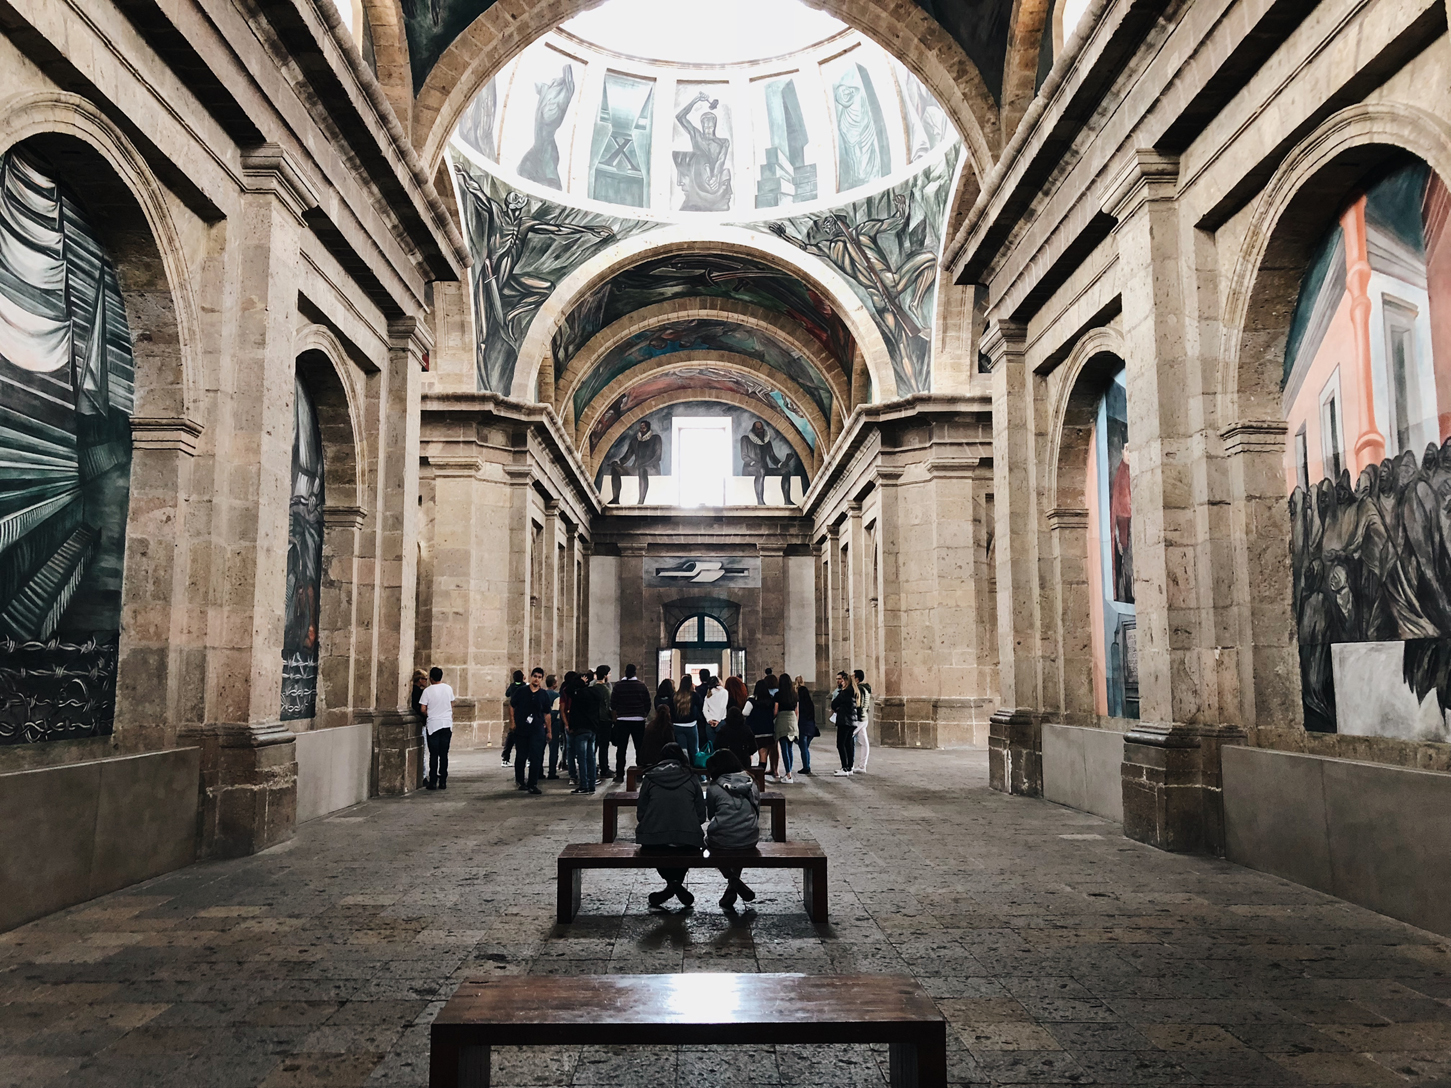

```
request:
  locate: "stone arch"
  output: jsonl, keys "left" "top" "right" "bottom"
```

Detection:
{"left": 360, "top": 0, "right": 413, "bottom": 131}
{"left": 411, "top": 0, "right": 998, "bottom": 190}
{"left": 588, "top": 388, "right": 815, "bottom": 483}
{"left": 575, "top": 351, "right": 830, "bottom": 469}
{"left": 1219, "top": 103, "right": 1451, "bottom": 729}
{"left": 556, "top": 296, "right": 850, "bottom": 428}
{"left": 295, "top": 325, "right": 369, "bottom": 515}
{"left": 516, "top": 224, "right": 893, "bottom": 406}
{"left": 1043, "top": 327, "right": 1127, "bottom": 724}
{"left": 1002, "top": 0, "right": 1051, "bottom": 143}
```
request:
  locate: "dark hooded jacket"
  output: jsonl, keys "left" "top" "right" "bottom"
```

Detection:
{"left": 635, "top": 760, "right": 706, "bottom": 848}
{"left": 706, "top": 771, "right": 760, "bottom": 850}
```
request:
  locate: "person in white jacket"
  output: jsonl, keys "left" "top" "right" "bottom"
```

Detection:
{"left": 852, "top": 669, "right": 872, "bottom": 773}
{"left": 701, "top": 675, "right": 729, "bottom": 752}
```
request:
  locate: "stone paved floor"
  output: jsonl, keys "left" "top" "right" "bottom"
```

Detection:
{"left": 3, "top": 748, "right": 1451, "bottom": 1087}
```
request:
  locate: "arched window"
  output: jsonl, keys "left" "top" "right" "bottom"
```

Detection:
{"left": 673, "top": 614, "right": 730, "bottom": 646}
{"left": 281, "top": 377, "right": 325, "bottom": 721}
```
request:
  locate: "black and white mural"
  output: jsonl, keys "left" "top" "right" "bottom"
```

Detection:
{"left": 280, "top": 377, "right": 324, "bottom": 721}
{"left": 0, "top": 148, "right": 134, "bottom": 745}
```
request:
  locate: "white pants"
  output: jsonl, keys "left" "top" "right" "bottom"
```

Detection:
{"left": 853, "top": 714, "right": 870, "bottom": 769}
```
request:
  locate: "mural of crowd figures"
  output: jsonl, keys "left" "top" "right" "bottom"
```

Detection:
{"left": 450, "top": 153, "right": 659, "bottom": 392}
{"left": 1284, "top": 156, "right": 1451, "bottom": 740}
{"left": 586, "top": 365, "right": 817, "bottom": 457}
{"left": 572, "top": 318, "right": 834, "bottom": 426}
{"left": 830, "top": 61, "right": 891, "bottom": 192}
{"left": 550, "top": 253, "right": 856, "bottom": 380}
{"left": 762, "top": 142, "right": 961, "bottom": 395}
{"left": 593, "top": 401, "right": 808, "bottom": 496}
{"left": 756, "top": 77, "right": 816, "bottom": 208}
{"left": 0, "top": 148, "right": 135, "bottom": 746}
{"left": 1090, "top": 369, "right": 1137, "bottom": 719}
{"left": 590, "top": 72, "right": 655, "bottom": 208}
{"left": 673, "top": 83, "right": 734, "bottom": 212}
{"left": 281, "top": 378, "right": 324, "bottom": 722}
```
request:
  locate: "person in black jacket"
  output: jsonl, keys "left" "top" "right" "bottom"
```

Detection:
{"left": 793, "top": 675, "right": 818, "bottom": 776}
{"left": 636, "top": 743, "right": 706, "bottom": 908}
{"left": 831, "top": 670, "right": 857, "bottom": 776}
{"left": 609, "top": 663, "right": 652, "bottom": 782}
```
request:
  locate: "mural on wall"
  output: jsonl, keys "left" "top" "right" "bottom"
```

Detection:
{"left": 590, "top": 72, "right": 655, "bottom": 207}
{"left": 281, "top": 378, "right": 324, "bottom": 722}
{"left": 587, "top": 366, "right": 817, "bottom": 456}
{"left": 572, "top": 318, "right": 833, "bottom": 425}
{"left": 1088, "top": 369, "right": 1137, "bottom": 719}
{"left": 593, "top": 400, "right": 809, "bottom": 499}
{"left": 830, "top": 61, "right": 891, "bottom": 192}
{"left": 763, "top": 142, "right": 960, "bottom": 395}
{"left": 756, "top": 77, "right": 816, "bottom": 208}
{"left": 551, "top": 252, "right": 856, "bottom": 380}
{"left": 0, "top": 148, "right": 135, "bottom": 745}
{"left": 673, "top": 84, "right": 734, "bottom": 212}
{"left": 895, "top": 62, "right": 949, "bottom": 163}
{"left": 1285, "top": 157, "right": 1451, "bottom": 740}
{"left": 517, "top": 64, "right": 575, "bottom": 190}
{"left": 456, "top": 76, "right": 498, "bottom": 161}
{"left": 451, "top": 153, "right": 658, "bottom": 392}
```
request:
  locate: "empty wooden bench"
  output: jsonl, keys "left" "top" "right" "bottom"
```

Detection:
{"left": 557, "top": 841, "right": 827, "bottom": 923}
{"left": 602, "top": 789, "right": 787, "bottom": 843}
{"left": 625, "top": 764, "right": 766, "bottom": 790}
{"left": 430, "top": 972, "right": 947, "bottom": 1088}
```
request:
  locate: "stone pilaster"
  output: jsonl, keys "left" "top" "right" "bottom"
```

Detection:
{"left": 1046, "top": 507, "right": 1094, "bottom": 722}
{"left": 541, "top": 501, "right": 561, "bottom": 677}
{"left": 183, "top": 722, "right": 297, "bottom": 858}
{"left": 369, "top": 710, "right": 424, "bottom": 796}
{"left": 1121, "top": 722, "right": 1246, "bottom": 854}
{"left": 988, "top": 708, "right": 1042, "bottom": 797}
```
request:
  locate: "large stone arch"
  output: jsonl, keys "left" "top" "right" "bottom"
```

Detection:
{"left": 295, "top": 324, "right": 369, "bottom": 516}
{"left": 411, "top": 0, "right": 999, "bottom": 190}
{"left": 361, "top": 0, "right": 414, "bottom": 132}
{"left": 1219, "top": 102, "right": 1451, "bottom": 730}
{"left": 588, "top": 388, "right": 815, "bottom": 482}
{"left": 0, "top": 95, "right": 205, "bottom": 746}
{"left": 575, "top": 351, "right": 830, "bottom": 469}
{"left": 515, "top": 224, "right": 893, "bottom": 406}
{"left": 556, "top": 297, "right": 850, "bottom": 430}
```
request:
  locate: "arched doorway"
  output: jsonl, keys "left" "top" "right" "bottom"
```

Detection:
{"left": 662, "top": 610, "right": 743, "bottom": 686}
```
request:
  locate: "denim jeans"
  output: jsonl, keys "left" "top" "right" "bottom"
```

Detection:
{"left": 672, "top": 724, "right": 699, "bottom": 766}
{"left": 796, "top": 730, "right": 813, "bottom": 772}
{"left": 562, "top": 732, "right": 577, "bottom": 780}
{"left": 778, "top": 735, "right": 794, "bottom": 775}
{"left": 574, "top": 732, "right": 597, "bottom": 791}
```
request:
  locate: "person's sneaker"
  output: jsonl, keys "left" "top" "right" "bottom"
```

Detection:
{"left": 501, "top": 758, "right": 510, "bottom": 766}
{"left": 833, "top": 769, "right": 852, "bottom": 777}
{"left": 734, "top": 879, "right": 756, "bottom": 902}
{"left": 719, "top": 890, "right": 738, "bottom": 911}
{"left": 799, "top": 768, "right": 813, "bottom": 776}
{"left": 647, "top": 890, "right": 672, "bottom": 909}
{"left": 569, "top": 788, "right": 583, "bottom": 794}
{"left": 613, "top": 775, "right": 624, "bottom": 784}
{"left": 853, "top": 768, "right": 865, "bottom": 774}
{"left": 673, "top": 885, "right": 695, "bottom": 907}
{"left": 547, "top": 773, "right": 558, "bottom": 780}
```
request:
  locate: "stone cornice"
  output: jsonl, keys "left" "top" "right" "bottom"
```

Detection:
{"left": 241, "top": 144, "right": 321, "bottom": 223}
{"left": 130, "top": 416, "right": 204, "bottom": 457}
{"left": 1221, "top": 419, "right": 1289, "bottom": 456}
{"left": 1102, "top": 150, "right": 1180, "bottom": 224}
{"left": 322, "top": 504, "right": 367, "bottom": 530}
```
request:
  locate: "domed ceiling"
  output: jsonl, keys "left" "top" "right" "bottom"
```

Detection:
{"left": 446, "top": 0, "right": 967, "bottom": 501}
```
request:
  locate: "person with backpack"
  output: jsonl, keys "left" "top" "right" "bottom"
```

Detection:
{"left": 773, "top": 669, "right": 799, "bottom": 784}
{"left": 636, "top": 743, "right": 706, "bottom": 909}
{"left": 745, "top": 676, "right": 777, "bottom": 780}
{"left": 853, "top": 668, "right": 873, "bottom": 773}
{"left": 705, "top": 749, "right": 760, "bottom": 911}
{"left": 714, "top": 705, "right": 756, "bottom": 770}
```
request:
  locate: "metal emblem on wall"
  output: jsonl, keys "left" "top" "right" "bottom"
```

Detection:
{"left": 281, "top": 377, "right": 324, "bottom": 721}
{"left": 645, "top": 558, "right": 761, "bottom": 587}
{"left": 0, "top": 149, "right": 135, "bottom": 745}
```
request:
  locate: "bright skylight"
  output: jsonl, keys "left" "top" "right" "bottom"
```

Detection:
{"left": 326, "top": 0, "right": 354, "bottom": 35}
{"left": 1061, "top": 0, "right": 1092, "bottom": 41}
{"left": 561, "top": 0, "right": 846, "bottom": 65}
{"left": 673, "top": 417, "right": 731, "bottom": 507}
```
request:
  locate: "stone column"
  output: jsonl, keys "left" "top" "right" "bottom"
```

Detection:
{"left": 368, "top": 318, "right": 428, "bottom": 795}
{"left": 187, "top": 146, "right": 319, "bottom": 856}
{"left": 823, "top": 523, "right": 843, "bottom": 677}
{"left": 874, "top": 469, "right": 905, "bottom": 746}
{"left": 561, "top": 521, "right": 580, "bottom": 667}
{"left": 983, "top": 319, "right": 1043, "bottom": 795}
{"left": 845, "top": 501, "right": 866, "bottom": 678}
{"left": 618, "top": 542, "right": 647, "bottom": 680}
{"left": 1047, "top": 507, "right": 1093, "bottom": 721}
{"left": 758, "top": 542, "right": 788, "bottom": 673}
{"left": 318, "top": 505, "right": 365, "bottom": 730}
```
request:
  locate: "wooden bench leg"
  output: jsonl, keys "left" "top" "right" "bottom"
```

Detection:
{"left": 771, "top": 802, "right": 785, "bottom": 842}
{"left": 602, "top": 801, "right": 616, "bottom": 843}
{"left": 890, "top": 1025, "right": 947, "bottom": 1088}
{"left": 556, "top": 863, "right": 581, "bottom": 924}
{"left": 459, "top": 1044, "right": 491, "bottom": 1087}
{"left": 802, "top": 861, "right": 827, "bottom": 922}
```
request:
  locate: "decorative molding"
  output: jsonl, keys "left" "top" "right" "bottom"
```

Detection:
{"left": 241, "top": 144, "right": 320, "bottom": 222}
{"left": 1103, "top": 150, "right": 1180, "bottom": 223}
{"left": 1046, "top": 507, "right": 1090, "bottom": 531}
{"left": 130, "top": 416, "right": 204, "bottom": 456}
{"left": 388, "top": 315, "right": 434, "bottom": 357}
{"left": 980, "top": 319, "right": 1028, "bottom": 366}
{"left": 323, "top": 504, "right": 367, "bottom": 530}
{"left": 426, "top": 456, "right": 484, "bottom": 478}
{"left": 1221, "top": 419, "right": 1289, "bottom": 456}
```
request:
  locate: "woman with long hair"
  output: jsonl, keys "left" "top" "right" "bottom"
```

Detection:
{"left": 671, "top": 674, "right": 700, "bottom": 766}
{"left": 640, "top": 705, "right": 675, "bottom": 770}
{"left": 794, "top": 676, "right": 818, "bottom": 776}
{"left": 831, "top": 670, "right": 857, "bottom": 776}
{"left": 773, "top": 668, "right": 799, "bottom": 784}
{"left": 655, "top": 677, "right": 676, "bottom": 714}
{"left": 724, "top": 674, "right": 749, "bottom": 711}
{"left": 746, "top": 676, "right": 778, "bottom": 779}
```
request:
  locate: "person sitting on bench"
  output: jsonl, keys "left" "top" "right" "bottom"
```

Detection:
{"left": 636, "top": 743, "right": 707, "bottom": 909}
{"left": 705, "top": 750, "right": 761, "bottom": 911}
{"left": 639, "top": 705, "right": 674, "bottom": 771}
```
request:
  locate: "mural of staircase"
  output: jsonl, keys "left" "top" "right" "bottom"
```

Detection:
{"left": 0, "top": 525, "right": 97, "bottom": 640}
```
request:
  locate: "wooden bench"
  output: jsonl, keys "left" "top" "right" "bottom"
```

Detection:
{"left": 624, "top": 764, "right": 766, "bottom": 791}
{"left": 602, "top": 790, "right": 787, "bottom": 843}
{"left": 430, "top": 972, "right": 947, "bottom": 1088}
{"left": 557, "top": 841, "right": 827, "bottom": 923}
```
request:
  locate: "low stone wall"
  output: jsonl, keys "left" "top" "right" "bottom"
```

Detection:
{"left": 1042, "top": 723, "right": 1125, "bottom": 822}
{"left": 1224, "top": 746, "right": 1451, "bottom": 937}
{"left": 876, "top": 695, "right": 996, "bottom": 749}
{"left": 295, "top": 723, "right": 373, "bottom": 822}
{"left": 0, "top": 748, "right": 200, "bottom": 932}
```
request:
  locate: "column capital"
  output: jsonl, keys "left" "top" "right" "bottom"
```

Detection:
{"left": 241, "top": 143, "right": 319, "bottom": 223}
{"left": 1221, "top": 419, "right": 1289, "bottom": 457}
{"left": 847, "top": 500, "right": 864, "bottom": 517}
{"left": 503, "top": 464, "right": 535, "bottom": 486}
{"left": 1104, "top": 149, "right": 1180, "bottom": 223}
{"left": 1045, "top": 507, "right": 1090, "bottom": 531}
{"left": 323, "top": 504, "right": 368, "bottom": 530}
{"left": 756, "top": 542, "right": 788, "bottom": 557}
{"left": 619, "top": 542, "right": 648, "bottom": 557}
{"left": 130, "top": 415, "right": 204, "bottom": 456}
{"left": 388, "top": 316, "right": 434, "bottom": 366}
{"left": 979, "top": 319, "right": 1028, "bottom": 368}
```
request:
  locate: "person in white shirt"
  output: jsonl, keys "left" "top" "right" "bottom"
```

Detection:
{"left": 852, "top": 668, "right": 872, "bottom": 773}
{"left": 701, "top": 675, "right": 729, "bottom": 751}
{"left": 419, "top": 666, "right": 456, "bottom": 790}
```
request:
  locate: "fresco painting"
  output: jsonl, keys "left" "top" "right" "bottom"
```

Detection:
{"left": 515, "top": 62, "right": 575, "bottom": 190}
{"left": 451, "top": 153, "right": 658, "bottom": 392}
{"left": 550, "top": 253, "right": 856, "bottom": 381}
{"left": 456, "top": 77, "right": 498, "bottom": 161}
{"left": 1284, "top": 157, "right": 1451, "bottom": 739}
{"left": 830, "top": 60, "right": 890, "bottom": 192}
{"left": 763, "top": 142, "right": 960, "bottom": 395}
{"left": 571, "top": 318, "right": 833, "bottom": 424}
{"left": 281, "top": 377, "right": 324, "bottom": 722}
{"left": 755, "top": 77, "right": 816, "bottom": 208}
{"left": 590, "top": 72, "right": 655, "bottom": 208}
{"left": 0, "top": 148, "right": 135, "bottom": 745}
{"left": 895, "top": 62, "right": 949, "bottom": 163}
{"left": 1086, "top": 368, "right": 1137, "bottom": 720}
{"left": 673, "top": 83, "right": 734, "bottom": 212}
{"left": 586, "top": 366, "right": 817, "bottom": 456}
